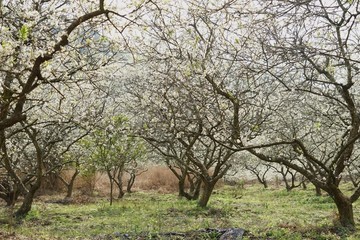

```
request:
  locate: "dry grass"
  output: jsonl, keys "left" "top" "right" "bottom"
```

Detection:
{"left": 133, "top": 166, "right": 180, "bottom": 193}
{"left": 37, "top": 165, "right": 186, "bottom": 198}
{"left": 27, "top": 165, "right": 234, "bottom": 201}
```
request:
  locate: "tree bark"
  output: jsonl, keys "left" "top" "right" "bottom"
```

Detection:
{"left": 15, "top": 179, "right": 41, "bottom": 217}
{"left": 198, "top": 181, "right": 215, "bottom": 208}
{"left": 331, "top": 190, "right": 355, "bottom": 230}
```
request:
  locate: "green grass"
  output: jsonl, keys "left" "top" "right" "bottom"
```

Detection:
{"left": 1, "top": 184, "right": 360, "bottom": 239}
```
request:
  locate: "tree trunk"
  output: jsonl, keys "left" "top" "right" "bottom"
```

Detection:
{"left": 107, "top": 170, "right": 114, "bottom": 206}
{"left": 109, "top": 179, "right": 113, "bottom": 206}
{"left": 178, "top": 176, "right": 189, "bottom": 198}
{"left": 198, "top": 181, "right": 215, "bottom": 208}
{"left": 315, "top": 186, "right": 322, "bottom": 196}
{"left": 0, "top": 192, "right": 16, "bottom": 206}
{"left": 284, "top": 178, "right": 291, "bottom": 191}
{"left": 65, "top": 169, "right": 79, "bottom": 199}
{"left": 0, "top": 183, "right": 20, "bottom": 206}
{"left": 15, "top": 181, "right": 40, "bottom": 218}
{"left": 178, "top": 176, "right": 201, "bottom": 200}
{"left": 256, "top": 175, "right": 268, "bottom": 188}
{"left": 188, "top": 173, "right": 197, "bottom": 193}
{"left": 190, "top": 179, "right": 201, "bottom": 200}
{"left": 127, "top": 172, "right": 135, "bottom": 193}
{"left": 15, "top": 151, "right": 43, "bottom": 217}
{"left": 15, "top": 193, "right": 34, "bottom": 217}
{"left": 332, "top": 191, "right": 355, "bottom": 230}
{"left": 65, "top": 180, "right": 74, "bottom": 199}
{"left": 116, "top": 171, "right": 124, "bottom": 199}
{"left": 254, "top": 174, "right": 267, "bottom": 188}
{"left": 118, "top": 181, "right": 124, "bottom": 199}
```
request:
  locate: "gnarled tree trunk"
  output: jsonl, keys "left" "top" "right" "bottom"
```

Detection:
{"left": 15, "top": 178, "right": 42, "bottom": 217}
{"left": 331, "top": 189, "right": 355, "bottom": 230}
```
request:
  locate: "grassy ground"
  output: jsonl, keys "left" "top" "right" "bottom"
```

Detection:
{"left": 1, "top": 183, "right": 360, "bottom": 239}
